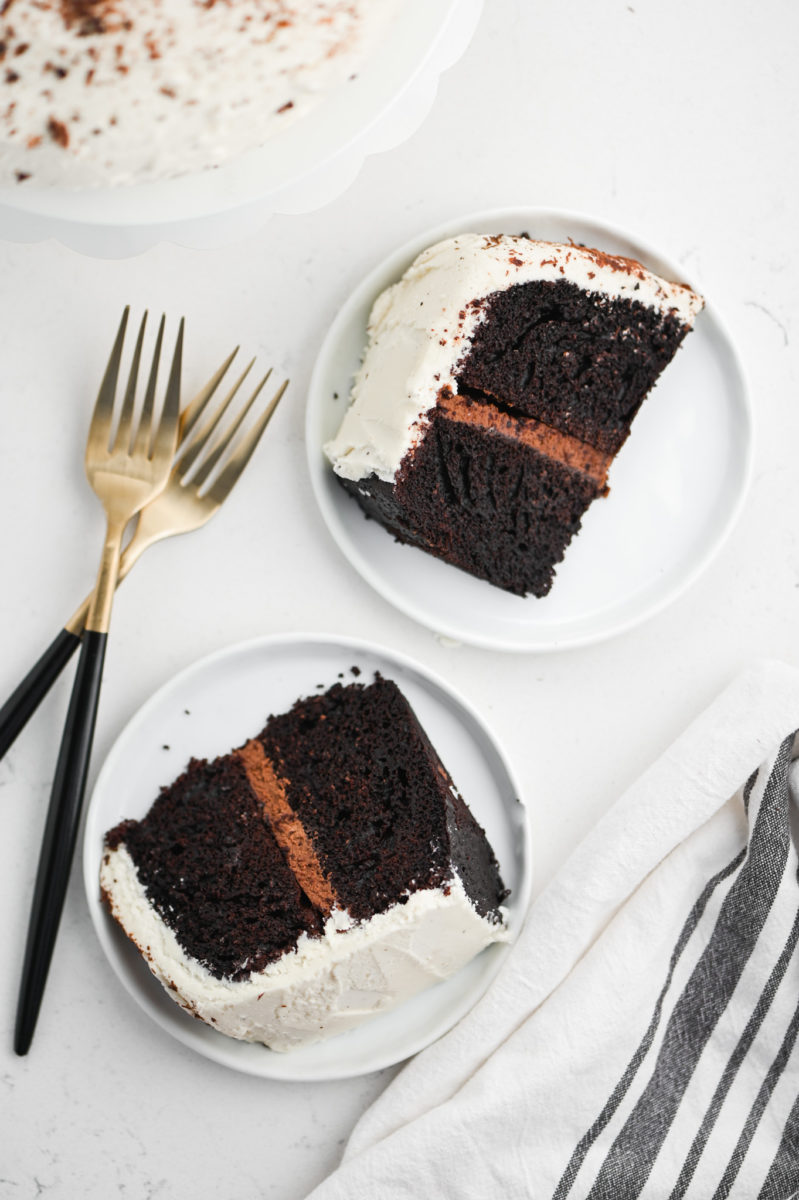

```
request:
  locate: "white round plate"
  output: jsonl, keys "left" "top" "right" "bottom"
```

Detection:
{"left": 83, "top": 633, "right": 530, "bottom": 1081}
{"left": 0, "top": 0, "right": 482, "bottom": 252}
{"left": 306, "top": 207, "right": 753, "bottom": 652}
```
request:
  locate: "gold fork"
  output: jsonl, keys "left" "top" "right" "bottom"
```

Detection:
{"left": 69, "top": 353, "right": 288, "bottom": 631}
{"left": 0, "top": 350, "right": 287, "bottom": 763}
{"left": 15, "top": 308, "right": 182, "bottom": 1055}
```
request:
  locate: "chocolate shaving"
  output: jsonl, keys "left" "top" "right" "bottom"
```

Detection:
{"left": 47, "top": 116, "right": 70, "bottom": 147}
{"left": 58, "top": 0, "right": 120, "bottom": 36}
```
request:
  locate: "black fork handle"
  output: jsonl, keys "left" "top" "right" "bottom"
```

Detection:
{"left": 0, "top": 628, "right": 82, "bottom": 762}
{"left": 14, "top": 629, "right": 107, "bottom": 1055}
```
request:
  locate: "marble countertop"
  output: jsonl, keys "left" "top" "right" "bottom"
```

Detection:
{"left": 2, "top": 0, "right": 798, "bottom": 1195}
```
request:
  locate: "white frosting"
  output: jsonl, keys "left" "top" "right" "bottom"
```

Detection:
{"left": 325, "top": 234, "right": 704, "bottom": 483}
{"left": 0, "top": 0, "right": 397, "bottom": 186}
{"left": 101, "top": 843, "right": 508, "bottom": 1051}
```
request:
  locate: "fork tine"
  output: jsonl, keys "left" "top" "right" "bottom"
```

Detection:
{"left": 149, "top": 316, "right": 183, "bottom": 466}
{"left": 132, "top": 314, "right": 164, "bottom": 458}
{"left": 177, "top": 358, "right": 254, "bottom": 479}
{"left": 112, "top": 311, "right": 147, "bottom": 454}
{"left": 206, "top": 377, "right": 288, "bottom": 504}
{"left": 191, "top": 369, "right": 272, "bottom": 490}
{"left": 177, "top": 347, "right": 239, "bottom": 448}
{"left": 88, "top": 306, "right": 129, "bottom": 459}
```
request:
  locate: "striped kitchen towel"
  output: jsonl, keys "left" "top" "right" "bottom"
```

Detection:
{"left": 308, "top": 660, "right": 799, "bottom": 1200}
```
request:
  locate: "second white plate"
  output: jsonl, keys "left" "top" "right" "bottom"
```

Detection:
{"left": 82, "top": 634, "right": 530, "bottom": 1081}
{"left": 306, "top": 207, "right": 753, "bottom": 652}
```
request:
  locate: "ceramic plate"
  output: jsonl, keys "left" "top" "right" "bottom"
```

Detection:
{"left": 82, "top": 634, "right": 530, "bottom": 1081}
{"left": 306, "top": 207, "right": 753, "bottom": 652}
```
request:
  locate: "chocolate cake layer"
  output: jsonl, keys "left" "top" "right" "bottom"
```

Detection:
{"left": 257, "top": 677, "right": 508, "bottom": 922}
{"left": 343, "top": 396, "right": 610, "bottom": 597}
{"left": 457, "top": 278, "right": 691, "bottom": 456}
{"left": 104, "top": 754, "right": 323, "bottom": 981}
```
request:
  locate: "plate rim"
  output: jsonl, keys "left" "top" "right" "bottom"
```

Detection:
{"left": 82, "top": 630, "right": 532, "bottom": 1081}
{"left": 305, "top": 204, "right": 755, "bottom": 652}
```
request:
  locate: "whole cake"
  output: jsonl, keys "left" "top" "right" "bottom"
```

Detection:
{"left": 325, "top": 234, "right": 705, "bottom": 597}
{"left": 100, "top": 675, "right": 509, "bottom": 1051}
{"left": 0, "top": 0, "right": 397, "bottom": 187}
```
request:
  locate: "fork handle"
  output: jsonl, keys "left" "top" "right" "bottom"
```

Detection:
{"left": 14, "top": 630, "right": 107, "bottom": 1056}
{"left": 0, "top": 527, "right": 145, "bottom": 763}
{"left": 0, "top": 629, "right": 82, "bottom": 762}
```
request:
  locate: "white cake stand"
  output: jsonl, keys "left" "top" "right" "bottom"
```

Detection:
{"left": 0, "top": 0, "right": 483, "bottom": 257}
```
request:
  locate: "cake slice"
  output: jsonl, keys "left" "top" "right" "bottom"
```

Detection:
{"left": 325, "top": 233, "right": 704, "bottom": 596}
{"left": 100, "top": 676, "right": 509, "bottom": 1051}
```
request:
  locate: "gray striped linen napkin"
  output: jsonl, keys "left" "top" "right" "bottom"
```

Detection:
{"left": 307, "top": 660, "right": 799, "bottom": 1200}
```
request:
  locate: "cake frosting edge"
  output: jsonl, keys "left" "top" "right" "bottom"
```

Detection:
{"left": 100, "top": 842, "right": 509, "bottom": 1052}
{"left": 324, "top": 233, "right": 705, "bottom": 484}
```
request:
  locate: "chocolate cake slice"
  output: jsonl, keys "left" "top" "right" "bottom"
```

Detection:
{"left": 326, "top": 234, "right": 704, "bottom": 597}
{"left": 100, "top": 676, "right": 509, "bottom": 1051}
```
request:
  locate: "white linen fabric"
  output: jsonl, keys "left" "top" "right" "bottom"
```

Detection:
{"left": 308, "top": 660, "right": 799, "bottom": 1200}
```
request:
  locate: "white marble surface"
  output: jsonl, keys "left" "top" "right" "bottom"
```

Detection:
{"left": 1, "top": 0, "right": 798, "bottom": 1195}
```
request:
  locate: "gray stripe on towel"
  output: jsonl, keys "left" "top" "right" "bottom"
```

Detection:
{"left": 585, "top": 738, "right": 792, "bottom": 1200}
{"left": 758, "top": 1091, "right": 799, "bottom": 1200}
{"left": 552, "top": 850, "right": 745, "bottom": 1200}
{"left": 556, "top": 737, "right": 794, "bottom": 1200}
{"left": 713, "top": 997, "right": 799, "bottom": 1199}
{"left": 669, "top": 906, "right": 799, "bottom": 1198}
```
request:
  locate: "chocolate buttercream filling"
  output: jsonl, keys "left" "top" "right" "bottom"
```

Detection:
{"left": 437, "top": 389, "right": 613, "bottom": 486}
{"left": 236, "top": 739, "right": 338, "bottom": 918}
